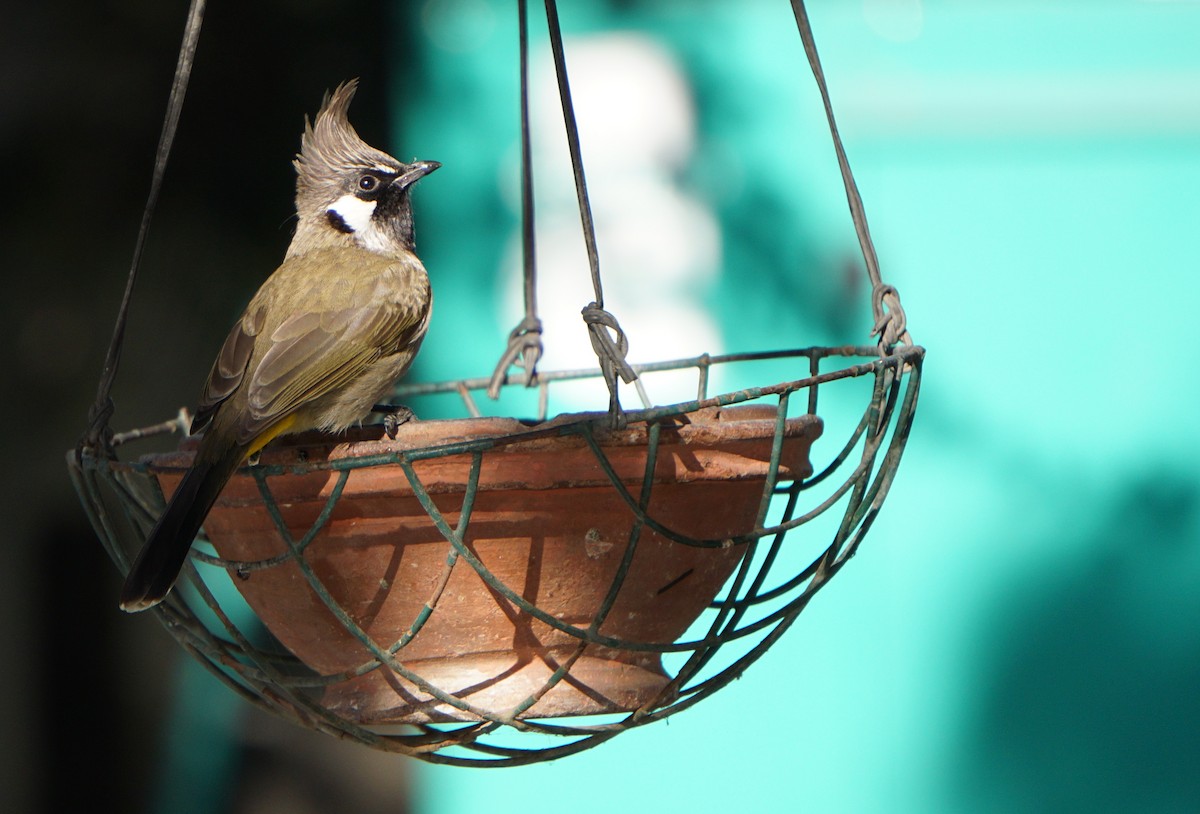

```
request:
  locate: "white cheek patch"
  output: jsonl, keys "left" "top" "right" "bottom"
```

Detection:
{"left": 328, "top": 195, "right": 377, "bottom": 234}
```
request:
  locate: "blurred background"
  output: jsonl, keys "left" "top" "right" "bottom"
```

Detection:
{"left": 4, "top": 0, "right": 1198, "bottom": 812}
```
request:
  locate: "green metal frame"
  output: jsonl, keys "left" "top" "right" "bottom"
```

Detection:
{"left": 70, "top": 344, "right": 922, "bottom": 766}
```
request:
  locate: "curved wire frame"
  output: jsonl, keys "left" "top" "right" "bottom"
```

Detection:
{"left": 70, "top": 345, "right": 922, "bottom": 766}
{"left": 69, "top": 0, "right": 924, "bottom": 769}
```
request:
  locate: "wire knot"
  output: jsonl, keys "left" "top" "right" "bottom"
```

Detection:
{"left": 76, "top": 397, "right": 117, "bottom": 462}
{"left": 870, "top": 282, "right": 912, "bottom": 352}
{"left": 581, "top": 303, "right": 638, "bottom": 428}
{"left": 487, "top": 315, "right": 544, "bottom": 399}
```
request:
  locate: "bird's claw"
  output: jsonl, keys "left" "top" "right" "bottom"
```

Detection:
{"left": 373, "top": 404, "right": 416, "bottom": 439}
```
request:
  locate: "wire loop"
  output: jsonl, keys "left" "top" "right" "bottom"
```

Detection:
{"left": 871, "top": 283, "right": 910, "bottom": 350}
{"left": 581, "top": 302, "right": 639, "bottom": 427}
{"left": 486, "top": 315, "right": 545, "bottom": 398}
{"left": 489, "top": 0, "right": 545, "bottom": 399}
{"left": 789, "top": 0, "right": 914, "bottom": 353}
{"left": 77, "top": 0, "right": 206, "bottom": 460}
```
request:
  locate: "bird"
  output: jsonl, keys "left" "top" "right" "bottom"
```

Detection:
{"left": 120, "top": 80, "right": 440, "bottom": 612}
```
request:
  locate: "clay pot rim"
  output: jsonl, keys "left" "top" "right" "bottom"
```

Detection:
{"left": 137, "top": 403, "right": 824, "bottom": 476}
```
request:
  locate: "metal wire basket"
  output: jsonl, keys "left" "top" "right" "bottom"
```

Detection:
{"left": 69, "top": 0, "right": 924, "bottom": 766}
{"left": 71, "top": 345, "right": 921, "bottom": 765}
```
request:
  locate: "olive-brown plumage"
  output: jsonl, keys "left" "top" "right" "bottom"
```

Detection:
{"left": 120, "top": 80, "right": 439, "bottom": 611}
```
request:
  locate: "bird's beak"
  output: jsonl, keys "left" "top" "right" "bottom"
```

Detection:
{"left": 393, "top": 159, "right": 441, "bottom": 189}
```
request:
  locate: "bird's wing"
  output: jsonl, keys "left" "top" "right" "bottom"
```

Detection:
{"left": 190, "top": 253, "right": 428, "bottom": 445}
{"left": 191, "top": 305, "right": 266, "bottom": 435}
{"left": 237, "top": 265, "right": 429, "bottom": 445}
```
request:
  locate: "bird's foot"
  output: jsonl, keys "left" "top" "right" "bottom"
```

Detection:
{"left": 373, "top": 403, "right": 416, "bottom": 439}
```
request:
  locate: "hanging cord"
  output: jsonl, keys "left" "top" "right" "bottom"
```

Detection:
{"left": 487, "top": 0, "right": 545, "bottom": 400}
{"left": 543, "top": 0, "right": 638, "bottom": 428}
{"left": 790, "top": 0, "right": 912, "bottom": 352}
{"left": 77, "top": 0, "right": 207, "bottom": 460}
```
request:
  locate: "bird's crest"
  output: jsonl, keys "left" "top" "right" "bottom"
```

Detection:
{"left": 294, "top": 80, "right": 399, "bottom": 196}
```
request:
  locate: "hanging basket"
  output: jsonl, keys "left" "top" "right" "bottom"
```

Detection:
{"left": 71, "top": 345, "right": 921, "bottom": 764}
{"left": 71, "top": 0, "right": 925, "bottom": 767}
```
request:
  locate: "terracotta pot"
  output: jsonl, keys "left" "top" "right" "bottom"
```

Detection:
{"left": 144, "top": 405, "right": 822, "bottom": 723}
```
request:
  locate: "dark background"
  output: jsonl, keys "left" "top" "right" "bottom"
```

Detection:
{"left": 2, "top": 2, "right": 414, "bottom": 811}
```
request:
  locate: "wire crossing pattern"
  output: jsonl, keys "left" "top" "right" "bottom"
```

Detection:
{"left": 71, "top": 345, "right": 922, "bottom": 765}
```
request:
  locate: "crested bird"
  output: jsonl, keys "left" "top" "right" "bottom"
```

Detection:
{"left": 120, "top": 80, "right": 439, "bottom": 612}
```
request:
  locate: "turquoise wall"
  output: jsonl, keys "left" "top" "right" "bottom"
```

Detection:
{"left": 398, "top": 1, "right": 1200, "bottom": 811}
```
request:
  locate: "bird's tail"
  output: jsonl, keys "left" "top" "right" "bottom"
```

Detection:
{"left": 119, "top": 448, "right": 243, "bottom": 612}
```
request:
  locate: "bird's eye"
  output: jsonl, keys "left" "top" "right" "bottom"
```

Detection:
{"left": 358, "top": 174, "right": 380, "bottom": 192}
